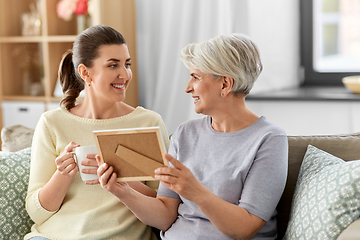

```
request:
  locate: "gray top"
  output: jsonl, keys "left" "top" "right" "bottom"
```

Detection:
{"left": 158, "top": 115, "right": 288, "bottom": 240}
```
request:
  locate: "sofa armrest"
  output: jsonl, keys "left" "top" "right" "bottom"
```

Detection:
{"left": 337, "top": 218, "right": 360, "bottom": 240}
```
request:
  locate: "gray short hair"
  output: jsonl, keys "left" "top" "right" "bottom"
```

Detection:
{"left": 180, "top": 33, "right": 263, "bottom": 95}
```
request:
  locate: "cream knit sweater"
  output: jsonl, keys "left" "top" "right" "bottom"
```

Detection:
{"left": 25, "top": 107, "right": 169, "bottom": 240}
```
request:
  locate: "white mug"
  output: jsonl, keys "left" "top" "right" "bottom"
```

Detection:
{"left": 73, "top": 145, "right": 98, "bottom": 181}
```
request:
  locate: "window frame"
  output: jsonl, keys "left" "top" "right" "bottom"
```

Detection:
{"left": 300, "top": 0, "right": 360, "bottom": 86}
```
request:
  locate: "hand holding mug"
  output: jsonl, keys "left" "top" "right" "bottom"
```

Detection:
{"left": 73, "top": 145, "right": 99, "bottom": 183}
{"left": 55, "top": 142, "right": 80, "bottom": 178}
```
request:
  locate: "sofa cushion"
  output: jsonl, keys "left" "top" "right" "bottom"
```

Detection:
{"left": 283, "top": 145, "right": 360, "bottom": 240}
{"left": 1, "top": 125, "right": 34, "bottom": 152}
{"left": 0, "top": 147, "right": 33, "bottom": 239}
{"left": 277, "top": 132, "right": 360, "bottom": 239}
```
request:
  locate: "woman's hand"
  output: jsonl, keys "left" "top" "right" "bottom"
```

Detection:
{"left": 82, "top": 153, "right": 100, "bottom": 185}
{"left": 154, "top": 153, "right": 208, "bottom": 202}
{"left": 55, "top": 142, "right": 79, "bottom": 179}
{"left": 39, "top": 142, "right": 80, "bottom": 211}
{"left": 96, "top": 155, "right": 157, "bottom": 197}
{"left": 157, "top": 154, "right": 266, "bottom": 239}
{"left": 96, "top": 155, "right": 130, "bottom": 199}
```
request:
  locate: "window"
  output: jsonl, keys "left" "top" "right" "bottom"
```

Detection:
{"left": 301, "top": 0, "right": 360, "bottom": 85}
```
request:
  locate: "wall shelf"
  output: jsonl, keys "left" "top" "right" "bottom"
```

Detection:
{"left": 0, "top": 0, "right": 138, "bottom": 130}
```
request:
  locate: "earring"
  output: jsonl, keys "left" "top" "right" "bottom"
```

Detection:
{"left": 87, "top": 82, "right": 91, "bottom": 87}
{"left": 221, "top": 93, "right": 224, "bottom": 96}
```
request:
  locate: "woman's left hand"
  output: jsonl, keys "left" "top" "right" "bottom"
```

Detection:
{"left": 96, "top": 155, "right": 131, "bottom": 198}
{"left": 155, "top": 153, "right": 208, "bottom": 202}
{"left": 82, "top": 153, "right": 100, "bottom": 185}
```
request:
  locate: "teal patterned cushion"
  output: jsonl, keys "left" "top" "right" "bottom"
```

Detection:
{"left": 284, "top": 145, "right": 360, "bottom": 240}
{"left": 0, "top": 147, "right": 33, "bottom": 240}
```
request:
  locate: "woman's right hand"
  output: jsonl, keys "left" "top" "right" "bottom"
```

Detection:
{"left": 55, "top": 142, "right": 80, "bottom": 178}
{"left": 38, "top": 142, "right": 80, "bottom": 212}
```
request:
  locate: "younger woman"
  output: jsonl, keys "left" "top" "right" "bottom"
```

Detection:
{"left": 25, "top": 25, "right": 169, "bottom": 240}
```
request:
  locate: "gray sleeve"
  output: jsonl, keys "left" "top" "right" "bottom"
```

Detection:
{"left": 157, "top": 182, "right": 181, "bottom": 199}
{"left": 238, "top": 134, "right": 288, "bottom": 222}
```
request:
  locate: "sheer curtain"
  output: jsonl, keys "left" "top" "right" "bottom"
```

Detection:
{"left": 136, "top": 0, "right": 299, "bottom": 134}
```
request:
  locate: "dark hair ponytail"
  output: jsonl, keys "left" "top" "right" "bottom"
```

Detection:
{"left": 58, "top": 25, "right": 126, "bottom": 110}
{"left": 59, "top": 50, "right": 84, "bottom": 110}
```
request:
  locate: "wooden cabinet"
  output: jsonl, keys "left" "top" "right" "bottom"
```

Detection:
{"left": 0, "top": 0, "right": 138, "bottom": 129}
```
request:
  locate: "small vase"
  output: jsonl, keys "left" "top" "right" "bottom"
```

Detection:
{"left": 76, "top": 15, "right": 88, "bottom": 34}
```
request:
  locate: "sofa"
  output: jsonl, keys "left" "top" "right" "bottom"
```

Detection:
{"left": 0, "top": 126, "right": 359, "bottom": 239}
{"left": 279, "top": 132, "right": 360, "bottom": 240}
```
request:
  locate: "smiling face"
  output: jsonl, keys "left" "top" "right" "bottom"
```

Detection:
{"left": 86, "top": 44, "right": 132, "bottom": 103}
{"left": 185, "top": 67, "right": 222, "bottom": 115}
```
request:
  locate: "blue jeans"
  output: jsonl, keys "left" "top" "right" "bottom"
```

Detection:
{"left": 29, "top": 237, "right": 51, "bottom": 240}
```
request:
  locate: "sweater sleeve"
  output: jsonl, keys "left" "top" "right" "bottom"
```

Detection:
{"left": 25, "top": 113, "right": 58, "bottom": 224}
{"left": 158, "top": 117, "right": 170, "bottom": 152}
{"left": 145, "top": 113, "right": 170, "bottom": 191}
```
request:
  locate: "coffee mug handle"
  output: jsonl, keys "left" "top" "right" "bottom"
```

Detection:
{"left": 72, "top": 152, "right": 79, "bottom": 172}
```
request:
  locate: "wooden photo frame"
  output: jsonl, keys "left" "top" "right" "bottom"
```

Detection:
{"left": 93, "top": 127, "right": 168, "bottom": 181}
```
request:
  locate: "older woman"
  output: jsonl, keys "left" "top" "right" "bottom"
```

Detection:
{"left": 98, "top": 33, "right": 288, "bottom": 240}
